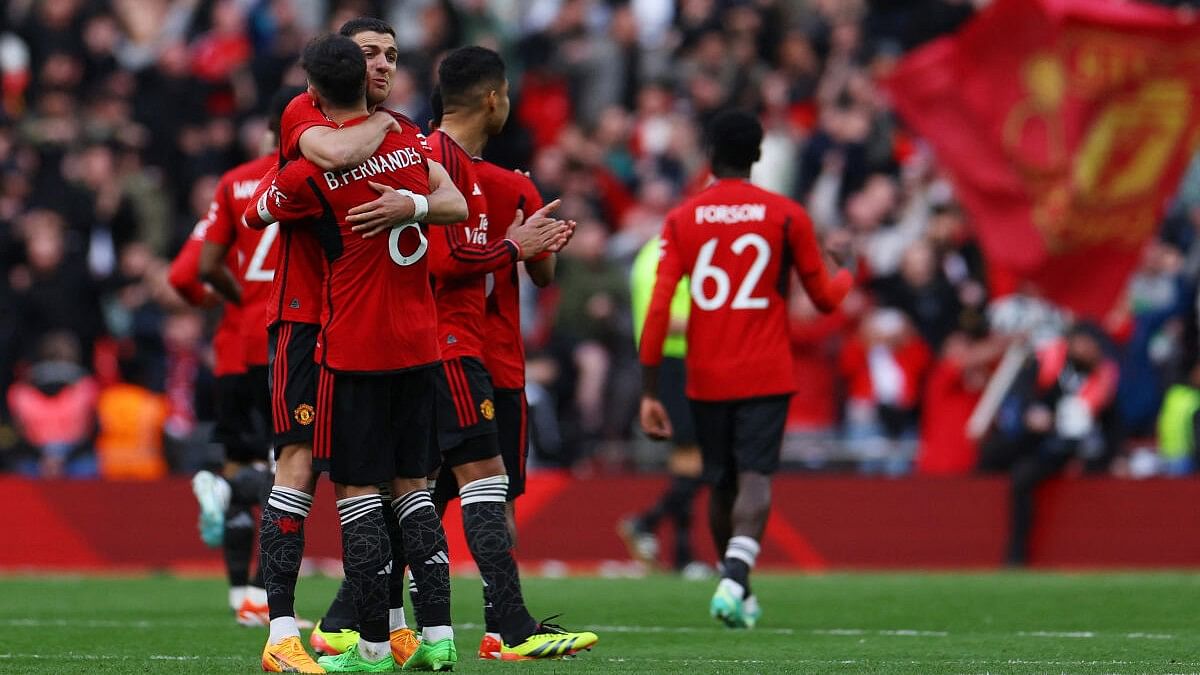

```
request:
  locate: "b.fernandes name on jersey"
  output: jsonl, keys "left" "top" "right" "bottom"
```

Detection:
{"left": 322, "top": 147, "right": 425, "bottom": 191}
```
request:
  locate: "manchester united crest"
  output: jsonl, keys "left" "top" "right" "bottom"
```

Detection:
{"left": 480, "top": 399, "right": 495, "bottom": 421}
{"left": 294, "top": 403, "right": 315, "bottom": 426}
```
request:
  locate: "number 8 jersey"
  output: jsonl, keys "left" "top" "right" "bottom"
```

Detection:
{"left": 244, "top": 117, "right": 440, "bottom": 373}
{"left": 639, "top": 178, "right": 853, "bottom": 401}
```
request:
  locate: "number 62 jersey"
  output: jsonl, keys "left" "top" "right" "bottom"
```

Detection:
{"left": 639, "top": 178, "right": 853, "bottom": 401}
{"left": 243, "top": 120, "right": 440, "bottom": 374}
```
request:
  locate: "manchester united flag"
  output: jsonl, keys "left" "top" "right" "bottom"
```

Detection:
{"left": 887, "top": 0, "right": 1200, "bottom": 317}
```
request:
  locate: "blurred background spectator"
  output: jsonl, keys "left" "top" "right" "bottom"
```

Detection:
{"left": 1, "top": 0, "right": 1199, "bottom": 488}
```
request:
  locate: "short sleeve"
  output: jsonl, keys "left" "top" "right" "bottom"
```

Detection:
{"left": 281, "top": 93, "right": 336, "bottom": 162}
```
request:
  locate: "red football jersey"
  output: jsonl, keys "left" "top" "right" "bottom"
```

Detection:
{"left": 274, "top": 94, "right": 433, "bottom": 328}
{"left": 246, "top": 165, "right": 323, "bottom": 327}
{"left": 640, "top": 178, "right": 853, "bottom": 401}
{"left": 475, "top": 161, "right": 544, "bottom": 389}
{"left": 245, "top": 120, "right": 438, "bottom": 373}
{"left": 426, "top": 130, "right": 520, "bottom": 361}
{"left": 202, "top": 154, "right": 277, "bottom": 365}
{"left": 280, "top": 92, "right": 334, "bottom": 162}
{"left": 169, "top": 219, "right": 245, "bottom": 376}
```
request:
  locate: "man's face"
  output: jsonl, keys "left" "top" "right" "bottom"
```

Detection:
{"left": 353, "top": 30, "right": 398, "bottom": 107}
{"left": 486, "top": 78, "right": 511, "bottom": 135}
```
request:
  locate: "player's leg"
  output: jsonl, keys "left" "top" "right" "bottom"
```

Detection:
{"left": 244, "top": 365, "right": 275, "bottom": 602}
{"left": 713, "top": 395, "right": 791, "bottom": 629}
{"left": 1006, "top": 446, "right": 1071, "bottom": 566}
{"left": 665, "top": 445, "right": 704, "bottom": 571}
{"left": 477, "top": 388, "right": 526, "bottom": 659}
{"left": 376, "top": 482, "right": 420, "bottom": 665}
{"left": 216, "top": 368, "right": 272, "bottom": 625}
{"left": 623, "top": 357, "right": 702, "bottom": 570}
{"left": 388, "top": 368, "right": 454, "bottom": 670}
{"left": 438, "top": 358, "right": 597, "bottom": 660}
{"left": 259, "top": 322, "right": 324, "bottom": 672}
{"left": 314, "top": 369, "right": 396, "bottom": 673}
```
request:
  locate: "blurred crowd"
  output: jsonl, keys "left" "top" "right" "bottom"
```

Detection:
{"left": 5, "top": 0, "right": 1200, "bottom": 483}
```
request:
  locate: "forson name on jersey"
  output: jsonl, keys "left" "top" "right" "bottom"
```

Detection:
{"left": 695, "top": 204, "right": 767, "bottom": 225}
{"left": 322, "top": 147, "right": 425, "bottom": 191}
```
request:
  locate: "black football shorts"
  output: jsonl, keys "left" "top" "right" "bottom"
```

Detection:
{"left": 689, "top": 394, "right": 791, "bottom": 489}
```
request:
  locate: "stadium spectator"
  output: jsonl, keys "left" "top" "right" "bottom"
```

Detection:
{"left": 1155, "top": 362, "right": 1200, "bottom": 475}
{"left": 94, "top": 354, "right": 169, "bottom": 480}
{"left": 839, "top": 307, "right": 931, "bottom": 475}
{"left": 978, "top": 322, "right": 1121, "bottom": 566}
{"left": 5, "top": 331, "right": 98, "bottom": 477}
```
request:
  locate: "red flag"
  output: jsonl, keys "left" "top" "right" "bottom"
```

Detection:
{"left": 887, "top": 0, "right": 1200, "bottom": 317}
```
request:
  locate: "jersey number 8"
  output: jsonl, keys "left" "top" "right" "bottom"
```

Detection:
{"left": 690, "top": 233, "right": 770, "bottom": 311}
{"left": 388, "top": 221, "right": 428, "bottom": 266}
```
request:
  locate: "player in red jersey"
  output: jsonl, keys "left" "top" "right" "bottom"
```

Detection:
{"left": 639, "top": 110, "right": 853, "bottom": 629}
{"left": 249, "top": 19, "right": 513, "bottom": 672}
{"left": 176, "top": 126, "right": 277, "bottom": 629}
{"left": 246, "top": 34, "right": 471, "bottom": 673}
{"left": 424, "top": 89, "right": 569, "bottom": 657}
{"left": 168, "top": 217, "right": 257, "bottom": 620}
{"left": 426, "top": 45, "right": 598, "bottom": 662}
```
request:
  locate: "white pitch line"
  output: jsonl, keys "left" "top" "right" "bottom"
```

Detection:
{"left": 0, "top": 618, "right": 1180, "bottom": 641}
{"left": 1018, "top": 630, "right": 1096, "bottom": 639}
{"left": 0, "top": 653, "right": 243, "bottom": 661}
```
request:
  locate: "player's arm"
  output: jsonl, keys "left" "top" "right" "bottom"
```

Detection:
{"left": 428, "top": 199, "right": 568, "bottom": 279}
{"left": 638, "top": 223, "right": 686, "bottom": 440}
{"left": 197, "top": 182, "right": 242, "bottom": 305}
{"left": 167, "top": 235, "right": 215, "bottom": 306}
{"left": 526, "top": 251, "right": 556, "bottom": 287}
{"left": 790, "top": 207, "right": 853, "bottom": 312}
{"left": 243, "top": 164, "right": 322, "bottom": 230}
{"left": 243, "top": 166, "right": 279, "bottom": 231}
{"left": 199, "top": 240, "right": 240, "bottom": 305}
{"left": 520, "top": 192, "right": 559, "bottom": 287}
{"left": 347, "top": 160, "right": 468, "bottom": 238}
{"left": 297, "top": 110, "right": 398, "bottom": 171}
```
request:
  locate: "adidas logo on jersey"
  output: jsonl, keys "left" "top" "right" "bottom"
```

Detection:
{"left": 377, "top": 561, "right": 394, "bottom": 576}
{"left": 446, "top": 334, "right": 457, "bottom": 345}
{"left": 425, "top": 551, "right": 449, "bottom": 565}
{"left": 472, "top": 183, "right": 483, "bottom": 196}
{"left": 289, "top": 298, "right": 301, "bottom": 309}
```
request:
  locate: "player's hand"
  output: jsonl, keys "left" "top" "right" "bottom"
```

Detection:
{"left": 370, "top": 110, "right": 401, "bottom": 134}
{"left": 348, "top": 181, "right": 417, "bottom": 238}
{"left": 549, "top": 219, "right": 577, "bottom": 253}
{"left": 640, "top": 396, "right": 673, "bottom": 441}
{"left": 507, "top": 199, "right": 569, "bottom": 260}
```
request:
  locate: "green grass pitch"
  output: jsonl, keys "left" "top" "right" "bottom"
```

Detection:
{"left": 0, "top": 572, "right": 1198, "bottom": 673}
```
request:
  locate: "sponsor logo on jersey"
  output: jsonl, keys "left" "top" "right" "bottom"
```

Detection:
{"left": 695, "top": 204, "right": 767, "bottom": 225}
{"left": 464, "top": 214, "right": 490, "bottom": 245}
{"left": 293, "top": 403, "right": 315, "bottom": 426}
{"left": 480, "top": 398, "right": 495, "bottom": 420}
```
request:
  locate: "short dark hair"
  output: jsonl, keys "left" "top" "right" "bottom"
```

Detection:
{"left": 706, "top": 109, "right": 763, "bottom": 173}
{"left": 268, "top": 85, "right": 307, "bottom": 135}
{"left": 338, "top": 16, "right": 394, "bottom": 39}
{"left": 300, "top": 34, "right": 366, "bottom": 108}
{"left": 437, "top": 46, "right": 505, "bottom": 111}
{"left": 429, "top": 87, "right": 443, "bottom": 128}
